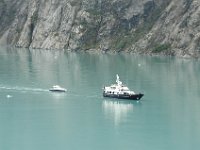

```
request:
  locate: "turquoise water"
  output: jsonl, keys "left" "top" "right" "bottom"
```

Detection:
{"left": 0, "top": 47, "right": 200, "bottom": 150}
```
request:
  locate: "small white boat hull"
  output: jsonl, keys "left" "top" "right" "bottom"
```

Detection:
{"left": 49, "top": 85, "right": 67, "bottom": 92}
{"left": 49, "top": 89, "right": 66, "bottom": 92}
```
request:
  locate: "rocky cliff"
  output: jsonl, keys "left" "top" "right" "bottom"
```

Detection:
{"left": 0, "top": 0, "right": 200, "bottom": 57}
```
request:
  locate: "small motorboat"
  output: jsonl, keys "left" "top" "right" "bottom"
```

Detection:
{"left": 49, "top": 85, "right": 67, "bottom": 92}
{"left": 103, "top": 75, "right": 144, "bottom": 100}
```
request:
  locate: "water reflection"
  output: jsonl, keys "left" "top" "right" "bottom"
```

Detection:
{"left": 51, "top": 92, "right": 66, "bottom": 100}
{"left": 102, "top": 100, "right": 134, "bottom": 125}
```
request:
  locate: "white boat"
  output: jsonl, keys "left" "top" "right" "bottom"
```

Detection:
{"left": 103, "top": 75, "right": 144, "bottom": 100}
{"left": 49, "top": 85, "right": 67, "bottom": 92}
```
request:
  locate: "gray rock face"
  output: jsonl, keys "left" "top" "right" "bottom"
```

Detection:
{"left": 0, "top": 0, "right": 200, "bottom": 57}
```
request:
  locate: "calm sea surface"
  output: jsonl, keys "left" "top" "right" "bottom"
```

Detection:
{"left": 0, "top": 47, "right": 200, "bottom": 150}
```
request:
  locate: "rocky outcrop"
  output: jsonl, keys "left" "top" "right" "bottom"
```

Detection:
{"left": 136, "top": 0, "right": 200, "bottom": 58}
{"left": 0, "top": 0, "right": 200, "bottom": 57}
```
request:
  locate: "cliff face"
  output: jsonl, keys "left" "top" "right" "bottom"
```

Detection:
{"left": 0, "top": 0, "right": 200, "bottom": 57}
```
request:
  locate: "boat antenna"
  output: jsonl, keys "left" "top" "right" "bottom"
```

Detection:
{"left": 116, "top": 74, "right": 122, "bottom": 86}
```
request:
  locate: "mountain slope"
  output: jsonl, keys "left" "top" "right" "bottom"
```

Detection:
{"left": 0, "top": 0, "right": 200, "bottom": 57}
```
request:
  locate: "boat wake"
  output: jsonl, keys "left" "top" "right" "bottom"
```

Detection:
{"left": 0, "top": 85, "right": 49, "bottom": 93}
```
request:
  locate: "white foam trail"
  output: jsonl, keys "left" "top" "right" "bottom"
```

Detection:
{"left": 0, "top": 85, "right": 48, "bottom": 92}
{"left": 6, "top": 95, "right": 12, "bottom": 98}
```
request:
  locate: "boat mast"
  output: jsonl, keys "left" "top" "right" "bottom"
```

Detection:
{"left": 116, "top": 74, "right": 122, "bottom": 86}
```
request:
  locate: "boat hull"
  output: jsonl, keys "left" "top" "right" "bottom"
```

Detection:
{"left": 103, "top": 92, "right": 144, "bottom": 100}
{"left": 49, "top": 89, "right": 66, "bottom": 92}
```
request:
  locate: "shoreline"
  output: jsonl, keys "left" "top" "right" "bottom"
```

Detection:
{"left": 1, "top": 45, "right": 200, "bottom": 59}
